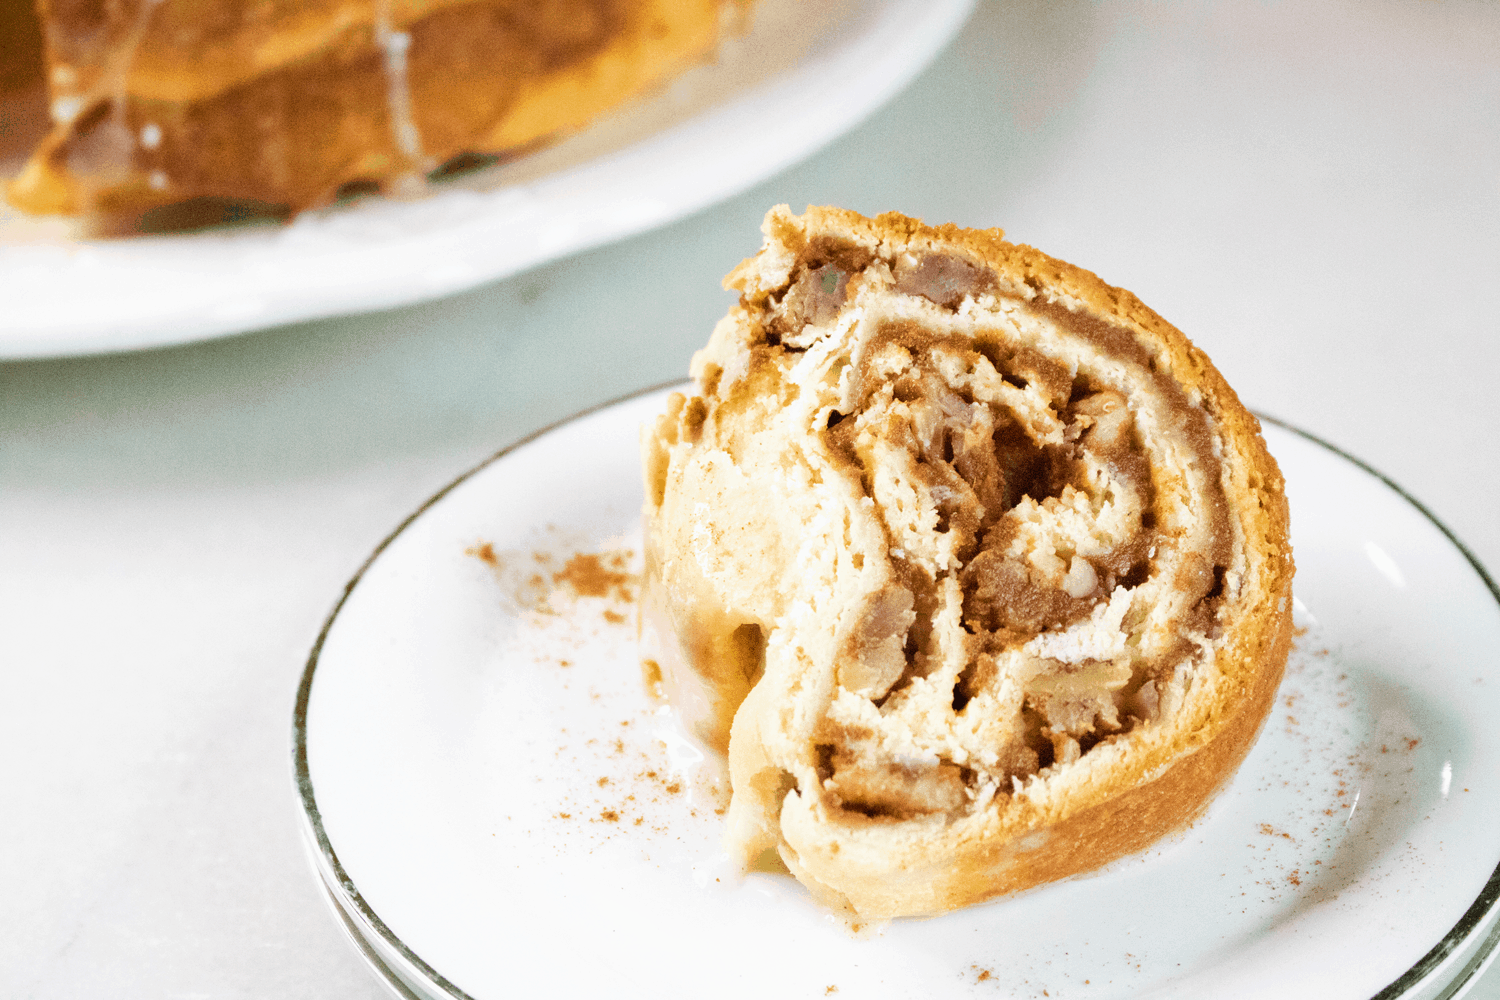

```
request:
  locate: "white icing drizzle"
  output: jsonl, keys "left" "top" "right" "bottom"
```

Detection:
{"left": 50, "top": 96, "right": 85, "bottom": 126}
{"left": 373, "top": 0, "right": 429, "bottom": 193}
{"left": 59, "top": 0, "right": 166, "bottom": 189}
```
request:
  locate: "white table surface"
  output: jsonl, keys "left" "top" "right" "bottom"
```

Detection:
{"left": 3, "top": 2, "right": 1498, "bottom": 997}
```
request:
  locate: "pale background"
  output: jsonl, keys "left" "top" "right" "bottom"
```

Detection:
{"left": 2, "top": 1, "right": 1497, "bottom": 996}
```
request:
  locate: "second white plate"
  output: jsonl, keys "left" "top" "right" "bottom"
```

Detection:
{"left": 0, "top": 0, "right": 974, "bottom": 358}
{"left": 295, "top": 387, "right": 1500, "bottom": 1000}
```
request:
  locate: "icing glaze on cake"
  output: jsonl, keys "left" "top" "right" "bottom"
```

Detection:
{"left": 6, "top": 0, "right": 748, "bottom": 221}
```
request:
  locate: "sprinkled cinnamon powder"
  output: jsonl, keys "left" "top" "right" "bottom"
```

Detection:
{"left": 464, "top": 538, "right": 639, "bottom": 620}
{"left": 465, "top": 541, "right": 499, "bottom": 566}
{"left": 553, "top": 551, "right": 636, "bottom": 602}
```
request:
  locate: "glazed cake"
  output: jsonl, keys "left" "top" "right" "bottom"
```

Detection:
{"left": 640, "top": 206, "right": 1294, "bottom": 918}
{"left": 5, "top": 0, "right": 746, "bottom": 221}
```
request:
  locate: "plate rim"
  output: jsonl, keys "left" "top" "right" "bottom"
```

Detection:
{"left": 292, "top": 381, "right": 682, "bottom": 1000}
{"left": 1255, "top": 413, "right": 1500, "bottom": 1000}
{"left": 291, "top": 389, "right": 1500, "bottom": 1000}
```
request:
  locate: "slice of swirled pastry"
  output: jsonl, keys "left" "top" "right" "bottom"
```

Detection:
{"left": 640, "top": 206, "right": 1293, "bottom": 918}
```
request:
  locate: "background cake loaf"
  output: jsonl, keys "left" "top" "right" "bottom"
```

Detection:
{"left": 640, "top": 205, "right": 1295, "bottom": 918}
{"left": 4, "top": 0, "right": 746, "bottom": 222}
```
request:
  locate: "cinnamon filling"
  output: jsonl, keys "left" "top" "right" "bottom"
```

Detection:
{"left": 758, "top": 245, "right": 1233, "bottom": 820}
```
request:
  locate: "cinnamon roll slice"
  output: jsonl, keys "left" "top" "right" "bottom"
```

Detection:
{"left": 641, "top": 206, "right": 1293, "bottom": 918}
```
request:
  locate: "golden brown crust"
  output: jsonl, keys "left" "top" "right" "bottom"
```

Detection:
{"left": 6, "top": 0, "right": 740, "bottom": 220}
{"left": 643, "top": 205, "right": 1294, "bottom": 918}
{"left": 772, "top": 590, "right": 1292, "bottom": 915}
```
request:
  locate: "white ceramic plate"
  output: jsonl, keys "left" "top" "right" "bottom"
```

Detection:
{"left": 294, "top": 386, "right": 1500, "bottom": 1000}
{"left": 0, "top": 0, "right": 973, "bottom": 359}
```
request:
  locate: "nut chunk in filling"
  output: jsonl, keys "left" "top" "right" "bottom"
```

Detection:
{"left": 640, "top": 206, "right": 1294, "bottom": 919}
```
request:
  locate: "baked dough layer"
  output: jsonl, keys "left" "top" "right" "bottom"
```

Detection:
{"left": 641, "top": 206, "right": 1293, "bottom": 918}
